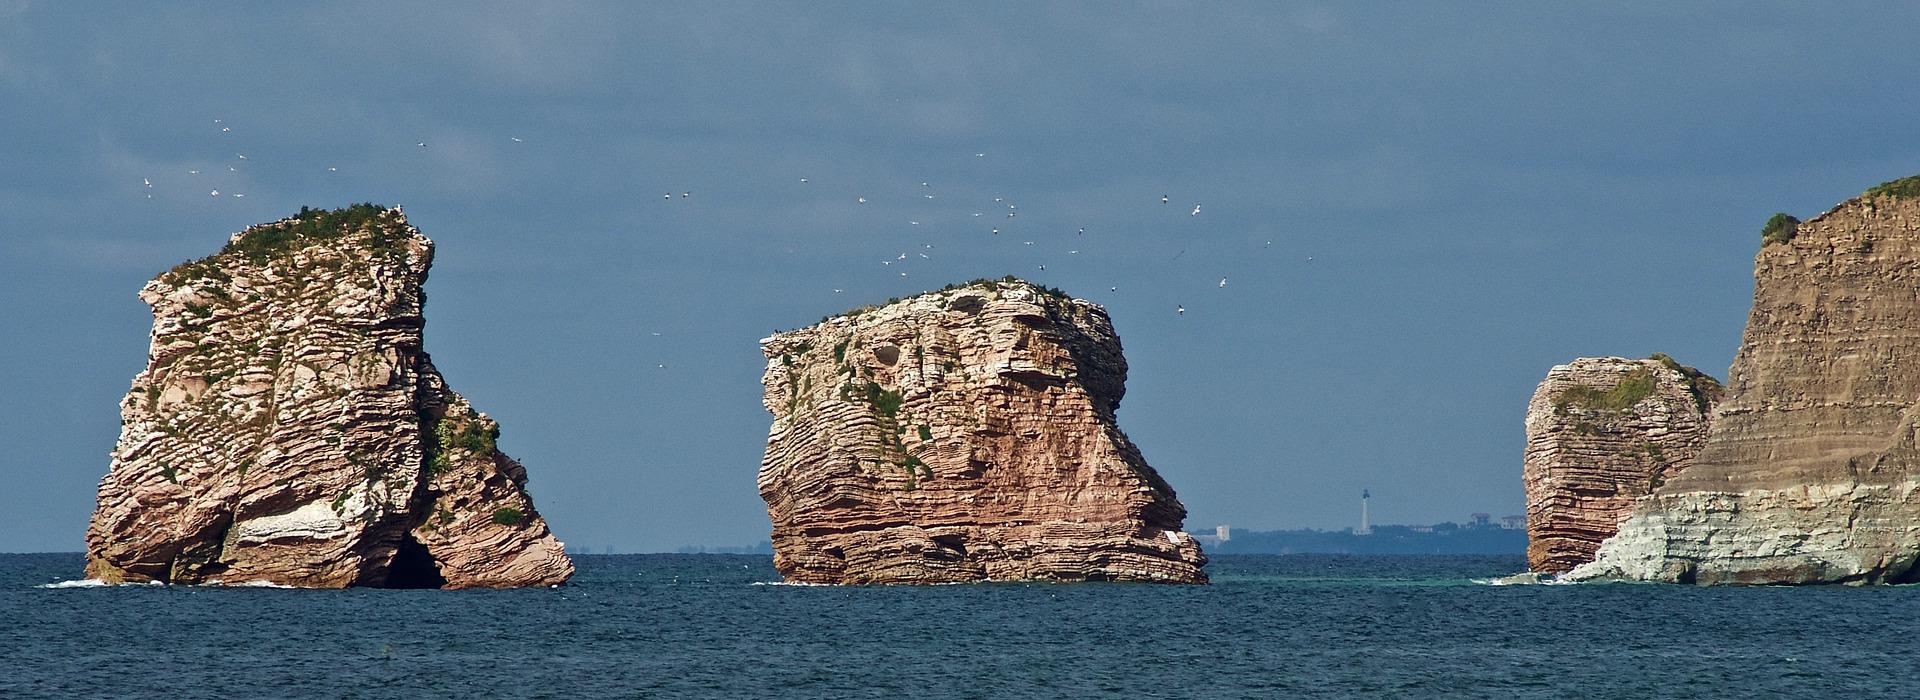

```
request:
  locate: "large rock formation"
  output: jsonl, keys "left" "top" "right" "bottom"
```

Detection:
{"left": 1523, "top": 356, "right": 1720, "bottom": 573}
{"left": 86, "top": 205, "right": 573, "bottom": 588}
{"left": 1571, "top": 176, "right": 1920, "bottom": 584}
{"left": 757, "top": 278, "right": 1207, "bottom": 584}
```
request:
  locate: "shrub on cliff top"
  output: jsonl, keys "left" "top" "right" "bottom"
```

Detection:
{"left": 1648, "top": 352, "right": 1723, "bottom": 414}
{"left": 1865, "top": 174, "right": 1920, "bottom": 201}
{"left": 1760, "top": 213, "right": 1800, "bottom": 246}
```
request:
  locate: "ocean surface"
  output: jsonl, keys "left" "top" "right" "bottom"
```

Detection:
{"left": 4, "top": 553, "right": 1915, "bottom": 698}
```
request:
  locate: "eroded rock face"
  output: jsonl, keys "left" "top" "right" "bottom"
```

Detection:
{"left": 1523, "top": 356, "right": 1719, "bottom": 573}
{"left": 1571, "top": 180, "right": 1920, "bottom": 584}
{"left": 757, "top": 279, "right": 1206, "bottom": 584}
{"left": 85, "top": 205, "right": 572, "bottom": 588}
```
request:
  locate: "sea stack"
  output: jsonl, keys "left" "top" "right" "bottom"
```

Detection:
{"left": 85, "top": 205, "right": 572, "bottom": 588}
{"left": 1522, "top": 356, "right": 1720, "bottom": 573}
{"left": 757, "top": 278, "right": 1207, "bottom": 584}
{"left": 1571, "top": 175, "right": 1920, "bottom": 584}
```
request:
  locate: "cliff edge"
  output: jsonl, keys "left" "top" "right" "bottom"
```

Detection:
{"left": 757, "top": 278, "right": 1207, "bottom": 584}
{"left": 1571, "top": 176, "right": 1920, "bottom": 584}
{"left": 85, "top": 205, "right": 573, "bottom": 588}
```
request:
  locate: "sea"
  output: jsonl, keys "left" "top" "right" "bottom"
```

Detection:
{"left": 4, "top": 553, "right": 1914, "bottom": 698}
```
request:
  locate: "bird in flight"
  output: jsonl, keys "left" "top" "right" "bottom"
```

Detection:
{"left": 1218, "top": 277, "right": 1227, "bottom": 288}
{"left": 511, "top": 137, "right": 524, "bottom": 142}
{"left": 1161, "top": 195, "right": 1169, "bottom": 204}
{"left": 1191, "top": 204, "right": 1202, "bottom": 216}
{"left": 1176, "top": 305, "right": 1185, "bottom": 316}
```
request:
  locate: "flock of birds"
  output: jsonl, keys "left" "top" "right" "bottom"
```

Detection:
{"left": 140, "top": 118, "right": 1312, "bottom": 322}
{"left": 652, "top": 157, "right": 1299, "bottom": 319}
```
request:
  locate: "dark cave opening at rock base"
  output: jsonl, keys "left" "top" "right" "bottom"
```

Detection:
{"left": 384, "top": 534, "right": 447, "bottom": 589}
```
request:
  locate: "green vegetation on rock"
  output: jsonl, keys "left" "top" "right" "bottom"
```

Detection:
{"left": 162, "top": 203, "right": 400, "bottom": 283}
{"left": 1648, "top": 352, "right": 1723, "bottom": 415}
{"left": 1865, "top": 174, "right": 1920, "bottom": 201}
{"left": 1760, "top": 213, "right": 1800, "bottom": 246}
{"left": 492, "top": 507, "right": 524, "bottom": 526}
{"left": 1554, "top": 368, "right": 1656, "bottom": 413}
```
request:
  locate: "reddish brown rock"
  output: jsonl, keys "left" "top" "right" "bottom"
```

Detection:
{"left": 1522, "top": 356, "right": 1719, "bottom": 573}
{"left": 757, "top": 278, "right": 1206, "bottom": 584}
{"left": 1573, "top": 175, "right": 1920, "bottom": 584}
{"left": 85, "top": 205, "right": 572, "bottom": 588}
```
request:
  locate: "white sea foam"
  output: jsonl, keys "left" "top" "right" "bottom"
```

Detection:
{"left": 37, "top": 579, "right": 110, "bottom": 589}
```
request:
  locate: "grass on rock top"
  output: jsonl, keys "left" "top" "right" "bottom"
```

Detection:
{"left": 162, "top": 203, "right": 403, "bottom": 283}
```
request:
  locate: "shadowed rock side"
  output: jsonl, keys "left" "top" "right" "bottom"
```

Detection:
{"left": 85, "top": 205, "right": 572, "bottom": 588}
{"left": 1523, "top": 357, "right": 1719, "bottom": 573}
{"left": 757, "top": 279, "right": 1206, "bottom": 584}
{"left": 1572, "top": 178, "right": 1920, "bottom": 585}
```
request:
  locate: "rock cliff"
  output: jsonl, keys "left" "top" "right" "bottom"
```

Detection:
{"left": 85, "top": 205, "right": 573, "bottom": 588}
{"left": 757, "top": 278, "right": 1207, "bottom": 584}
{"left": 1522, "top": 356, "right": 1720, "bottom": 573}
{"left": 1571, "top": 176, "right": 1920, "bottom": 584}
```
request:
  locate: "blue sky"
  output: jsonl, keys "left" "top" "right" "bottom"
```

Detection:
{"left": 3, "top": 2, "right": 1918, "bottom": 552}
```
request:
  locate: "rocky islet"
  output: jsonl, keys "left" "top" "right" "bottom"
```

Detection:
{"left": 85, "top": 205, "right": 573, "bottom": 588}
{"left": 756, "top": 278, "right": 1208, "bottom": 584}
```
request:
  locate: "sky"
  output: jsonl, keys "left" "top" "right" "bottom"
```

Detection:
{"left": 4, "top": 2, "right": 1919, "bottom": 553}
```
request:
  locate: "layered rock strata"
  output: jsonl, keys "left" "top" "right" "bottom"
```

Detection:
{"left": 1523, "top": 356, "right": 1720, "bottom": 573}
{"left": 757, "top": 278, "right": 1206, "bottom": 584}
{"left": 86, "top": 205, "right": 572, "bottom": 588}
{"left": 1571, "top": 177, "right": 1920, "bottom": 584}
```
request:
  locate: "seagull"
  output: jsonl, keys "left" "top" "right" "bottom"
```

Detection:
{"left": 833, "top": 289, "right": 844, "bottom": 293}
{"left": 682, "top": 192, "right": 689, "bottom": 198}
{"left": 142, "top": 178, "right": 150, "bottom": 187}
{"left": 1218, "top": 277, "right": 1227, "bottom": 288}
{"left": 210, "top": 190, "right": 220, "bottom": 196}
{"left": 918, "top": 253, "right": 929, "bottom": 259}
{"left": 857, "top": 197, "right": 867, "bottom": 204}
{"left": 897, "top": 253, "right": 907, "bottom": 260}
{"left": 188, "top": 170, "right": 199, "bottom": 175}
{"left": 973, "top": 212, "right": 983, "bottom": 217}
{"left": 799, "top": 178, "right": 808, "bottom": 183}
{"left": 900, "top": 272, "right": 908, "bottom": 278}
{"left": 1023, "top": 241, "right": 1034, "bottom": 245}
{"left": 1307, "top": 256, "right": 1314, "bottom": 262}
{"left": 1077, "top": 228, "right": 1085, "bottom": 235}
{"left": 1177, "top": 305, "right": 1185, "bottom": 316}
{"left": 511, "top": 137, "right": 524, "bottom": 142}
{"left": 909, "top": 221, "right": 920, "bottom": 226}
{"left": 1265, "top": 241, "right": 1273, "bottom": 247}
{"left": 417, "top": 142, "right": 427, "bottom": 148}
{"left": 327, "top": 167, "right": 337, "bottom": 172}
{"left": 1162, "top": 195, "right": 1169, "bottom": 204}
{"left": 991, "top": 228, "right": 999, "bottom": 235}
{"left": 881, "top": 260, "right": 893, "bottom": 266}
{"left": 921, "top": 182, "right": 929, "bottom": 187}
{"left": 236, "top": 153, "right": 247, "bottom": 160}
{"left": 975, "top": 153, "right": 985, "bottom": 157}
{"left": 924, "top": 194, "right": 934, "bottom": 199}
{"left": 663, "top": 193, "right": 672, "bottom": 199}
{"left": 228, "top": 166, "right": 237, "bottom": 172}
{"left": 1037, "top": 265, "right": 1046, "bottom": 271}
{"left": 233, "top": 193, "right": 246, "bottom": 198}
{"left": 1110, "top": 287, "right": 1117, "bottom": 292}
{"left": 221, "top": 127, "right": 230, "bottom": 133}
{"left": 1069, "top": 250, "right": 1079, "bottom": 255}
{"left": 1191, "top": 204, "right": 1202, "bottom": 216}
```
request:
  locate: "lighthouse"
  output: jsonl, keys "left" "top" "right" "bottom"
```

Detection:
{"left": 1358, "top": 489, "right": 1372, "bottom": 535}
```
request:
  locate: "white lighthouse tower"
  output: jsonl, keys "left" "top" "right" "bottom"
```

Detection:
{"left": 1358, "top": 489, "right": 1373, "bottom": 535}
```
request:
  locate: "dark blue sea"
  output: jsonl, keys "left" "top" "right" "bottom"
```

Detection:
{"left": 4, "top": 553, "right": 1914, "bottom": 698}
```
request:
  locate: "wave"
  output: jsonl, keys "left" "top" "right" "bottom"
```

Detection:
{"left": 36, "top": 579, "right": 164, "bottom": 589}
